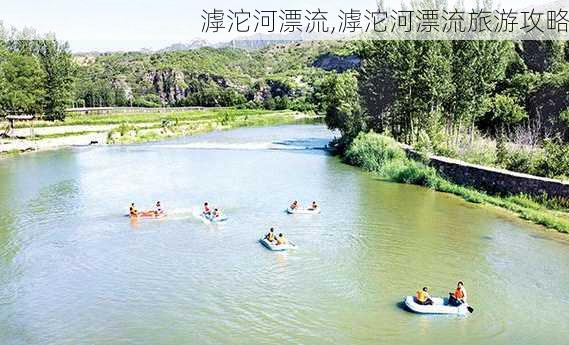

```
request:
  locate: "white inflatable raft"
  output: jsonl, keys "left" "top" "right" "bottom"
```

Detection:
{"left": 201, "top": 214, "right": 228, "bottom": 223}
{"left": 286, "top": 207, "right": 321, "bottom": 214}
{"left": 259, "top": 238, "right": 297, "bottom": 251}
{"left": 404, "top": 296, "right": 468, "bottom": 315}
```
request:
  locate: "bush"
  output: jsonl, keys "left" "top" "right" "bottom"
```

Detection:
{"left": 107, "top": 122, "right": 138, "bottom": 142}
{"left": 383, "top": 159, "right": 437, "bottom": 186}
{"left": 344, "top": 132, "right": 406, "bottom": 172}
{"left": 133, "top": 94, "right": 161, "bottom": 107}
{"left": 460, "top": 140, "right": 497, "bottom": 166}
{"left": 217, "top": 111, "right": 236, "bottom": 126}
{"left": 236, "top": 100, "right": 261, "bottom": 109}
{"left": 534, "top": 138, "right": 569, "bottom": 179}
{"left": 503, "top": 147, "right": 537, "bottom": 175}
{"left": 289, "top": 97, "right": 316, "bottom": 113}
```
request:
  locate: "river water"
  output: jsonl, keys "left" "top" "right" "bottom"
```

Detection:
{"left": 0, "top": 125, "right": 567, "bottom": 345}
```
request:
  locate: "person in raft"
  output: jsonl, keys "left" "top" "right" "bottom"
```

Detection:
{"left": 290, "top": 200, "right": 299, "bottom": 210}
{"left": 449, "top": 281, "right": 468, "bottom": 306}
{"left": 129, "top": 203, "right": 138, "bottom": 217}
{"left": 264, "top": 227, "right": 276, "bottom": 242}
{"left": 308, "top": 201, "right": 319, "bottom": 210}
{"left": 212, "top": 208, "right": 222, "bottom": 219}
{"left": 275, "top": 233, "right": 288, "bottom": 246}
{"left": 415, "top": 287, "right": 434, "bottom": 305}
{"left": 203, "top": 202, "right": 211, "bottom": 216}
{"left": 154, "top": 201, "right": 163, "bottom": 215}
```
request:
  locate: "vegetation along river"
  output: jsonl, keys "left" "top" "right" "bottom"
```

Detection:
{"left": 0, "top": 125, "right": 567, "bottom": 345}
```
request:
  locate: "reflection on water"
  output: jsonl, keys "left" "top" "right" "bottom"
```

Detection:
{"left": 0, "top": 125, "right": 567, "bottom": 345}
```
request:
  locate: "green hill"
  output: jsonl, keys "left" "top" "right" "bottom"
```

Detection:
{"left": 73, "top": 41, "right": 360, "bottom": 111}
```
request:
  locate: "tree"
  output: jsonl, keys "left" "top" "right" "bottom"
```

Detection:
{"left": 406, "top": 41, "right": 453, "bottom": 144}
{"left": 0, "top": 51, "right": 45, "bottom": 114}
{"left": 449, "top": 41, "right": 511, "bottom": 140}
{"left": 322, "top": 72, "right": 363, "bottom": 139}
{"left": 37, "top": 39, "right": 74, "bottom": 120}
{"left": 358, "top": 41, "right": 453, "bottom": 145}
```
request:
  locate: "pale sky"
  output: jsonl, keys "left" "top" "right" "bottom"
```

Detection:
{"left": 0, "top": 0, "right": 554, "bottom": 52}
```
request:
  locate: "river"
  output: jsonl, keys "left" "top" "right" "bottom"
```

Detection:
{"left": 0, "top": 125, "right": 567, "bottom": 345}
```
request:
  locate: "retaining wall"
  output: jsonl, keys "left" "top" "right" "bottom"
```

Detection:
{"left": 404, "top": 148, "right": 569, "bottom": 200}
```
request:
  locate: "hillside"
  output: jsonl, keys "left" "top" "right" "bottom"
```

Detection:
{"left": 73, "top": 41, "right": 360, "bottom": 111}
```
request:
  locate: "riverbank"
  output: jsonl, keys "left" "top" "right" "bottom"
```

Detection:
{"left": 0, "top": 109, "right": 320, "bottom": 156}
{"left": 342, "top": 132, "right": 569, "bottom": 234}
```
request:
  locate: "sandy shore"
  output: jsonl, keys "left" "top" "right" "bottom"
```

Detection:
{"left": 0, "top": 132, "right": 108, "bottom": 155}
{"left": 0, "top": 123, "right": 115, "bottom": 155}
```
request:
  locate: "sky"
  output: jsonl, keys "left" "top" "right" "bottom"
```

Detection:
{"left": 0, "top": 0, "right": 556, "bottom": 52}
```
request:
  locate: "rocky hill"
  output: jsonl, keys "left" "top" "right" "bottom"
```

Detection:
{"left": 73, "top": 41, "right": 359, "bottom": 111}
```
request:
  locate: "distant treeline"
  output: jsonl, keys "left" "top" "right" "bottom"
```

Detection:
{"left": 0, "top": 25, "right": 357, "bottom": 119}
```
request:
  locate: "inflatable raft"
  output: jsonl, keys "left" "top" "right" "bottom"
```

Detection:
{"left": 404, "top": 296, "right": 469, "bottom": 315}
{"left": 259, "top": 238, "right": 297, "bottom": 251}
{"left": 286, "top": 207, "right": 321, "bottom": 214}
{"left": 129, "top": 212, "right": 167, "bottom": 220}
{"left": 200, "top": 214, "right": 228, "bottom": 223}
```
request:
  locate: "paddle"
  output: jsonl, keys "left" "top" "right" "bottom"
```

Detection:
{"left": 449, "top": 292, "right": 474, "bottom": 313}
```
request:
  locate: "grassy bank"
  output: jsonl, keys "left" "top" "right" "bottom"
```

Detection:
{"left": 344, "top": 132, "right": 569, "bottom": 234}
{"left": 106, "top": 110, "right": 320, "bottom": 144}
{"left": 1, "top": 109, "right": 321, "bottom": 155}
{"left": 13, "top": 108, "right": 293, "bottom": 128}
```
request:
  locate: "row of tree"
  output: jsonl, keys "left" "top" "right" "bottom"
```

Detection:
{"left": 326, "top": 40, "right": 569, "bottom": 147}
{"left": 0, "top": 28, "right": 74, "bottom": 120}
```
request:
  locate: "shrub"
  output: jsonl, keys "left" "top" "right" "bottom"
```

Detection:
{"left": 534, "top": 138, "right": 569, "bottom": 179}
{"left": 217, "top": 111, "right": 236, "bottom": 126}
{"left": 117, "top": 122, "right": 136, "bottom": 136}
{"left": 383, "top": 159, "right": 437, "bottom": 186}
{"left": 460, "top": 139, "right": 497, "bottom": 166}
{"left": 344, "top": 132, "right": 406, "bottom": 172}
{"left": 503, "top": 147, "right": 537, "bottom": 174}
{"left": 415, "top": 130, "right": 434, "bottom": 154}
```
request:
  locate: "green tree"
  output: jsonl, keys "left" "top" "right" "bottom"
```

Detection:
{"left": 449, "top": 41, "right": 511, "bottom": 140}
{"left": 37, "top": 39, "right": 74, "bottom": 120}
{"left": 409, "top": 41, "right": 453, "bottom": 144}
{"left": 491, "top": 94, "right": 527, "bottom": 126}
{"left": 358, "top": 41, "right": 453, "bottom": 145}
{"left": 0, "top": 51, "right": 45, "bottom": 114}
{"left": 322, "top": 72, "right": 363, "bottom": 139}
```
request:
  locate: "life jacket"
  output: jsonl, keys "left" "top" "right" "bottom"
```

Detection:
{"left": 416, "top": 290, "right": 428, "bottom": 302}
{"left": 454, "top": 288, "right": 464, "bottom": 299}
{"left": 267, "top": 232, "right": 275, "bottom": 241}
{"left": 276, "top": 236, "right": 287, "bottom": 245}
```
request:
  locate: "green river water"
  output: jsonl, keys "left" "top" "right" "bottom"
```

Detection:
{"left": 0, "top": 125, "right": 567, "bottom": 345}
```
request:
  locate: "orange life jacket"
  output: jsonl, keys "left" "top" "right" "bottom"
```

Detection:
{"left": 454, "top": 288, "right": 464, "bottom": 299}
